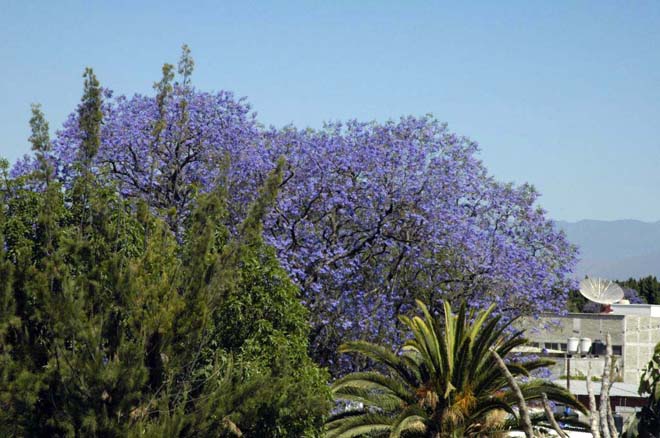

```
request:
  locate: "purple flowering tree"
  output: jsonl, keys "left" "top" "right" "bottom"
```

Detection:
{"left": 45, "top": 85, "right": 261, "bottom": 230}
{"left": 258, "top": 120, "right": 577, "bottom": 367}
{"left": 13, "top": 68, "right": 577, "bottom": 371}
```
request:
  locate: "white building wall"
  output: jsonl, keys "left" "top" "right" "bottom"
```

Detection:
{"left": 519, "top": 308, "right": 660, "bottom": 386}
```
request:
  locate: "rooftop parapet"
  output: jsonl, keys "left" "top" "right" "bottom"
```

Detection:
{"left": 610, "top": 303, "right": 660, "bottom": 317}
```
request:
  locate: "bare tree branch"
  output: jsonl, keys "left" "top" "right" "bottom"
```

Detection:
{"left": 586, "top": 360, "right": 601, "bottom": 438}
{"left": 490, "top": 347, "right": 534, "bottom": 438}
{"left": 599, "top": 332, "right": 612, "bottom": 438}
{"left": 606, "top": 351, "right": 619, "bottom": 438}
{"left": 541, "top": 392, "right": 568, "bottom": 438}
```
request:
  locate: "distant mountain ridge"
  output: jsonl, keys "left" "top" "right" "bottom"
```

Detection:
{"left": 556, "top": 219, "right": 660, "bottom": 280}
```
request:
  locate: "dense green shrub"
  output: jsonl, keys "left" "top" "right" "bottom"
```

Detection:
{"left": 0, "top": 70, "right": 329, "bottom": 437}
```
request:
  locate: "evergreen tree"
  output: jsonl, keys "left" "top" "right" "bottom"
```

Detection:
{"left": 0, "top": 70, "right": 329, "bottom": 437}
{"left": 618, "top": 276, "right": 660, "bottom": 305}
{"left": 28, "top": 104, "right": 53, "bottom": 185}
{"left": 78, "top": 68, "right": 103, "bottom": 166}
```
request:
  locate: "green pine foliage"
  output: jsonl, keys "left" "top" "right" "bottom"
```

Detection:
{"left": 566, "top": 289, "right": 588, "bottom": 312}
{"left": 618, "top": 276, "right": 660, "bottom": 305}
{"left": 0, "top": 71, "right": 330, "bottom": 437}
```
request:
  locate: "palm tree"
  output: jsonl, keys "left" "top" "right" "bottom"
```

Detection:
{"left": 325, "top": 300, "right": 585, "bottom": 438}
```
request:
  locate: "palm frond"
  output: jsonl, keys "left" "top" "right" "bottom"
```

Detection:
{"left": 329, "top": 300, "right": 578, "bottom": 438}
{"left": 324, "top": 413, "right": 393, "bottom": 438}
{"left": 332, "top": 371, "right": 414, "bottom": 405}
{"left": 388, "top": 404, "right": 428, "bottom": 438}
{"left": 469, "top": 397, "right": 517, "bottom": 422}
{"left": 502, "top": 380, "right": 587, "bottom": 414}
{"left": 339, "top": 341, "right": 418, "bottom": 385}
{"left": 332, "top": 385, "right": 404, "bottom": 411}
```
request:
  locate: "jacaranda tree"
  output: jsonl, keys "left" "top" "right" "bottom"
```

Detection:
{"left": 12, "top": 47, "right": 578, "bottom": 372}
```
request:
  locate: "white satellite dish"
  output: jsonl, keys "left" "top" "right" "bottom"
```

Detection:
{"left": 579, "top": 277, "right": 624, "bottom": 305}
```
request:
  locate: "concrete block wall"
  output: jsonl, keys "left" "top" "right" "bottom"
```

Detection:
{"left": 518, "top": 313, "right": 658, "bottom": 385}
{"left": 520, "top": 314, "right": 625, "bottom": 347}
{"left": 558, "top": 356, "right": 623, "bottom": 381}
{"left": 623, "top": 316, "right": 660, "bottom": 384}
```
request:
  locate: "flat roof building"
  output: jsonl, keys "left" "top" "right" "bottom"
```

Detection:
{"left": 520, "top": 304, "right": 660, "bottom": 385}
{"left": 517, "top": 304, "right": 660, "bottom": 422}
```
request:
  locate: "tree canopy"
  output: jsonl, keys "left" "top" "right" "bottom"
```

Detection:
{"left": 11, "top": 47, "right": 577, "bottom": 373}
{"left": 0, "top": 70, "right": 329, "bottom": 437}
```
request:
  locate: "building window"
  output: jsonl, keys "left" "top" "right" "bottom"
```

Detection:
{"left": 560, "top": 343, "right": 567, "bottom": 351}
{"left": 545, "top": 342, "right": 559, "bottom": 351}
{"left": 613, "top": 345, "right": 622, "bottom": 356}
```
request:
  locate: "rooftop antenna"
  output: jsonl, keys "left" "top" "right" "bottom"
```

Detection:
{"left": 579, "top": 277, "right": 624, "bottom": 313}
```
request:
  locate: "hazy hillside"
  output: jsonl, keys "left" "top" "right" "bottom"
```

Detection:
{"left": 556, "top": 219, "right": 660, "bottom": 279}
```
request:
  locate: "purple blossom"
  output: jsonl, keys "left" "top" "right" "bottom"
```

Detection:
{"left": 12, "top": 88, "right": 578, "bottom": 372}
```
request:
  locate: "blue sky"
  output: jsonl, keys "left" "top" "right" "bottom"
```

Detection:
{"left": 2, "top": 1, "right": 660, "bottom": 222}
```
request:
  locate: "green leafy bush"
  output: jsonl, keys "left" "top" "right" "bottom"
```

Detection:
{"left": 0, "top": 71, "right": 329, "bottom": 437}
